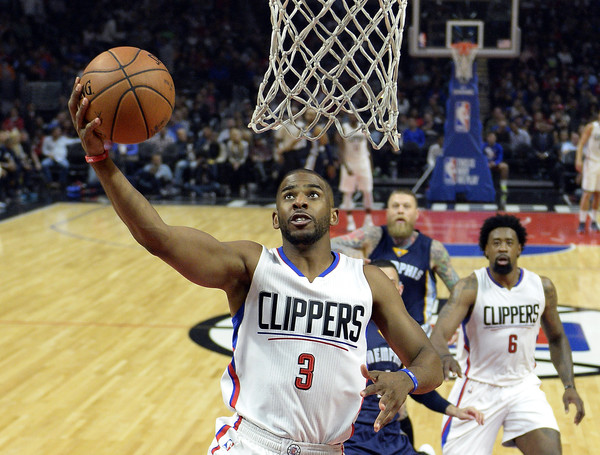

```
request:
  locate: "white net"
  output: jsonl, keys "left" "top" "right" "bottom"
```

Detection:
{"left": 450, "top": 42, "right": 478, "bottom": 84}
{"left": 249, "top": 0, "right": 408, "bottom": 150}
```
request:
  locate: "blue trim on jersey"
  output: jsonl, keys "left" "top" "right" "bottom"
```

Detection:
{"left": 441, "top": 415, "right": 452, "bottom": 447}
{"left": 277, "top": 247, "right": 303, "bottom": 276}
{"left": 319, "top": 251, "right": 340, "bottom": 277}
{"left": 277, "top": 247, "right": 340, "bottom": 278}
{"left": 461, "top": 319, "right": 470, "bottom": 352}
{"left": 486, "top": 267, "right": 523, "bottom": 288}
{"left": 257, "top": 331, "right": 359, "bottom": 349}
{"left": 231, "top": 302, "right": 245, "bottom": 350}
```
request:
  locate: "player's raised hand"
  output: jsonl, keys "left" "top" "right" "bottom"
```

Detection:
{"left": 563, "top": 387, "right": 585, "bottom": 425}
{"left": 359, "top": 365, "right": 412, "bottom": 433}
{"left": 68, "top": 77, "right": 106, "bottom": 157}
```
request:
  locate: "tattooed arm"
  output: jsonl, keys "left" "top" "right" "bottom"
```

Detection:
{"left": 330, "top": 225, "right": 384, "bottom": 259}
{"left": 540, "top": 276, "right": 585, "bottom": 424}
{"left": 430, "top": 273, "right": 478, "bottom": 379}
{"left": 430, "top": 239, "right": 460, "bottom": 293}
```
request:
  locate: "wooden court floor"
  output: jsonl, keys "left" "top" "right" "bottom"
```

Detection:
{"left": 0, "top": 202, "right": 598, "bottom": 454}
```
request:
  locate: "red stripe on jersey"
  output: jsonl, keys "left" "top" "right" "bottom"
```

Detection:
{"left": 227, "top": 362, "right": 241, "bottom": 408}
{"left": 441, "top": 377, "right": 470, "bottom": 443}
{"left": 267, "top": 336, "right": 349, "bottom": 351}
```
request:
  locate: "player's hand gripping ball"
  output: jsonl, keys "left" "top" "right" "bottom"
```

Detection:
{"left": 79, "top": 46, "right": 175, "bottom": 144}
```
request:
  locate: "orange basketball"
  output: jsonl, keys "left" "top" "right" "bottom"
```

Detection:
{"left": 79, "top": 46, "right": 175, "bottom": 144}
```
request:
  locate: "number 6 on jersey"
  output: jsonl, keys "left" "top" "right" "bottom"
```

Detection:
{"left": 508, "top": 334, "right": 518, "bottom": 353}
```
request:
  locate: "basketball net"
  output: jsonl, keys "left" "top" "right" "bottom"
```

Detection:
{"left": 249, "top": 0, "right": 408, "bottom": 150}
{"left": 450, "top": 42, "right": 478, "bottom": 84}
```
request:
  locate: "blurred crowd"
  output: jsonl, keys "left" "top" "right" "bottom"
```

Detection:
{"left": 1, "top": 0, "right": 599, "bottom": 208}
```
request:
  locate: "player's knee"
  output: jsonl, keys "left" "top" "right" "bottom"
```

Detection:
{"left": 514, "top": 428, "right": 561, "bottom": 455}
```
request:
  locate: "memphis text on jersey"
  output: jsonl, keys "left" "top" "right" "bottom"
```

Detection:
{"left": 257, "top": 291, "right": 365, "bottom": 343}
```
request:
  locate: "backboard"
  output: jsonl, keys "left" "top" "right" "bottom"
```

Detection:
{"left": 408, "top": 0, "right": 520, "bottom": 58}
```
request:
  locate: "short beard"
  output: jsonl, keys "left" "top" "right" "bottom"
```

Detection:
{"left": 280, "top": 215, "right": 330, "bottom": 246}
{"left": 492, "top": 261, "right": 513, "bottom": 275}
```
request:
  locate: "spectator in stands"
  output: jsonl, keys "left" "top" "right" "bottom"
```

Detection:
{"left": 222, "top": 127, "right": 250, "bottom": 197}
{"left": 146, "top": 127, "right": 175, "bottom": 157}
{"left": 427, "top": 134, "right": 444, "bottom": 169}
{"left": 485, "top": 107, "right": 506, "bottom": 134}
{"left": 397, "top": 90, "right": 411, "bottom": 116}
{"left": 6, "top": 128, "right": 42, "bottom": 199}
{"left": 41, "top": 125, "right": 79, "bottom": 188}
{"left": 508, "top": 117, "right": 532, "bottom": 176}
{"left": 402, "top": 116, "right": 426, "bottom": 153}
{"left": 530, "top": 120, "right": 556, "bottom": 180}
{"left": 0, "top": 131, "right": 18, "bottom": 206}
{"left": 249, "top": 134, "right": 276, "bottom": 192}
{"left": 482, "top": 132, "right": 509, "bottom": 208}
{"left": 491, "top": 118, "right": 511, "bottom": 146}
{"left": 2, "top": 106, "right": 25, "bottom": 131}
{"left": 197, "top": 125, "right": 224, "bottom": 183}
{"left": 133, "top": 153, "right": 173, "bottom": 197}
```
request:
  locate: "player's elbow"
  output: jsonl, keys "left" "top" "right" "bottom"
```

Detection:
{"left": 133, "top": 226, "right": 172, "bottom": 257}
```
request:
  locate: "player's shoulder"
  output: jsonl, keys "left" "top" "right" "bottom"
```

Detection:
{"left": 226, "top": 240, "right": 264, "bottom": 262}
{"left": 457, "top": 272, "right": 479, "bottom": 291}
{"left": 538, "top": 274, "right": 556, "bottom": 292}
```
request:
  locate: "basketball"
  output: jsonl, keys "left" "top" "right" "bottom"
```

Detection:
{"left": 79, "top": 46, "right": 175, "bottom": 144}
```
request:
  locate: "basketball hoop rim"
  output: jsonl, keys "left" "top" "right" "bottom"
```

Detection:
{"left": 450, "top": 41, "right": 479, "bottom": 56}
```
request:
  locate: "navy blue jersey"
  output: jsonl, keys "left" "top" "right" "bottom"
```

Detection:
{"left": 370, "top": 227, "right": 436, "bottom": 326}
{"left": 344, "top": 321, "right": 417, "bottom": 455}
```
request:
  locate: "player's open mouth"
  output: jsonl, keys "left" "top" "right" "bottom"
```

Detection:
{"left": 290, "top": 213, "right": 312, "bottom": 226}
{"left": 496, "top": 256, "right": 510, "bottom": 265}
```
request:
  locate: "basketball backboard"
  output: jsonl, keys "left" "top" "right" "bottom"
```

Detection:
{"left": 408, "top": 0, "right": 520, "bottom": 58}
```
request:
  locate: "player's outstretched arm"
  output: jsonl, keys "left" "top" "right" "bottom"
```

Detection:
{"left": 330, "top": 225, "right": 383, "bottom": 259}
{"left": 430, "top": 274, "right": 477, "bottom": 379}
{"left": 364, "top": 265, "right": 443, "bottom": 431}
{"left": 540, "top": 276, "right": 585, "bottom": 425}
{"left": 68, "top": 78, "right": 258, "bottom": 305}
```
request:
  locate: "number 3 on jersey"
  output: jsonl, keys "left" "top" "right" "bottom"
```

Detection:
{"left": 295, "top": 353, "right": 315, "bottom": 390}
{"left": 508, "top": 334, "right": 518, "bottom": 353}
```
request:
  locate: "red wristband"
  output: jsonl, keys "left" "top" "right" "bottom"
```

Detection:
{"left": 85, "top": 150, "right": 109, "bottom": 163}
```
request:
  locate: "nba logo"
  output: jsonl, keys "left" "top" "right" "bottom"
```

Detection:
{"left": 443, "top": 157, "right": 457, "bottom": 185}
{"left": 455, "top": 101, "right": 471, "bottom": 132}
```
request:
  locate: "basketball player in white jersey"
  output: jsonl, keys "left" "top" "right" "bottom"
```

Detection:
{"left": 430, "top": 214, "right": 585, "bottom": 455}
{"left": 336, "top": 116, "right": 375, "bottom": 231}
{"left": 69, "top": 80, "right": 443, "bottom": 455}
{"left": 575, "top": 112, "right": 600, "bottom": 233}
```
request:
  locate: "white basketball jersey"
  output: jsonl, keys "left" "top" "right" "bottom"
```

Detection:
{"left": 455, "top": 267, "right": 545, "bottom": 386}
{"left": 341, "top": 122, "right": 370, "bottom": 168}
{"left": 586, "top": 121, "right": 600, "bottom": 162}
{"left": 220, "top": 247, "right": 373, "bottom": 444}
